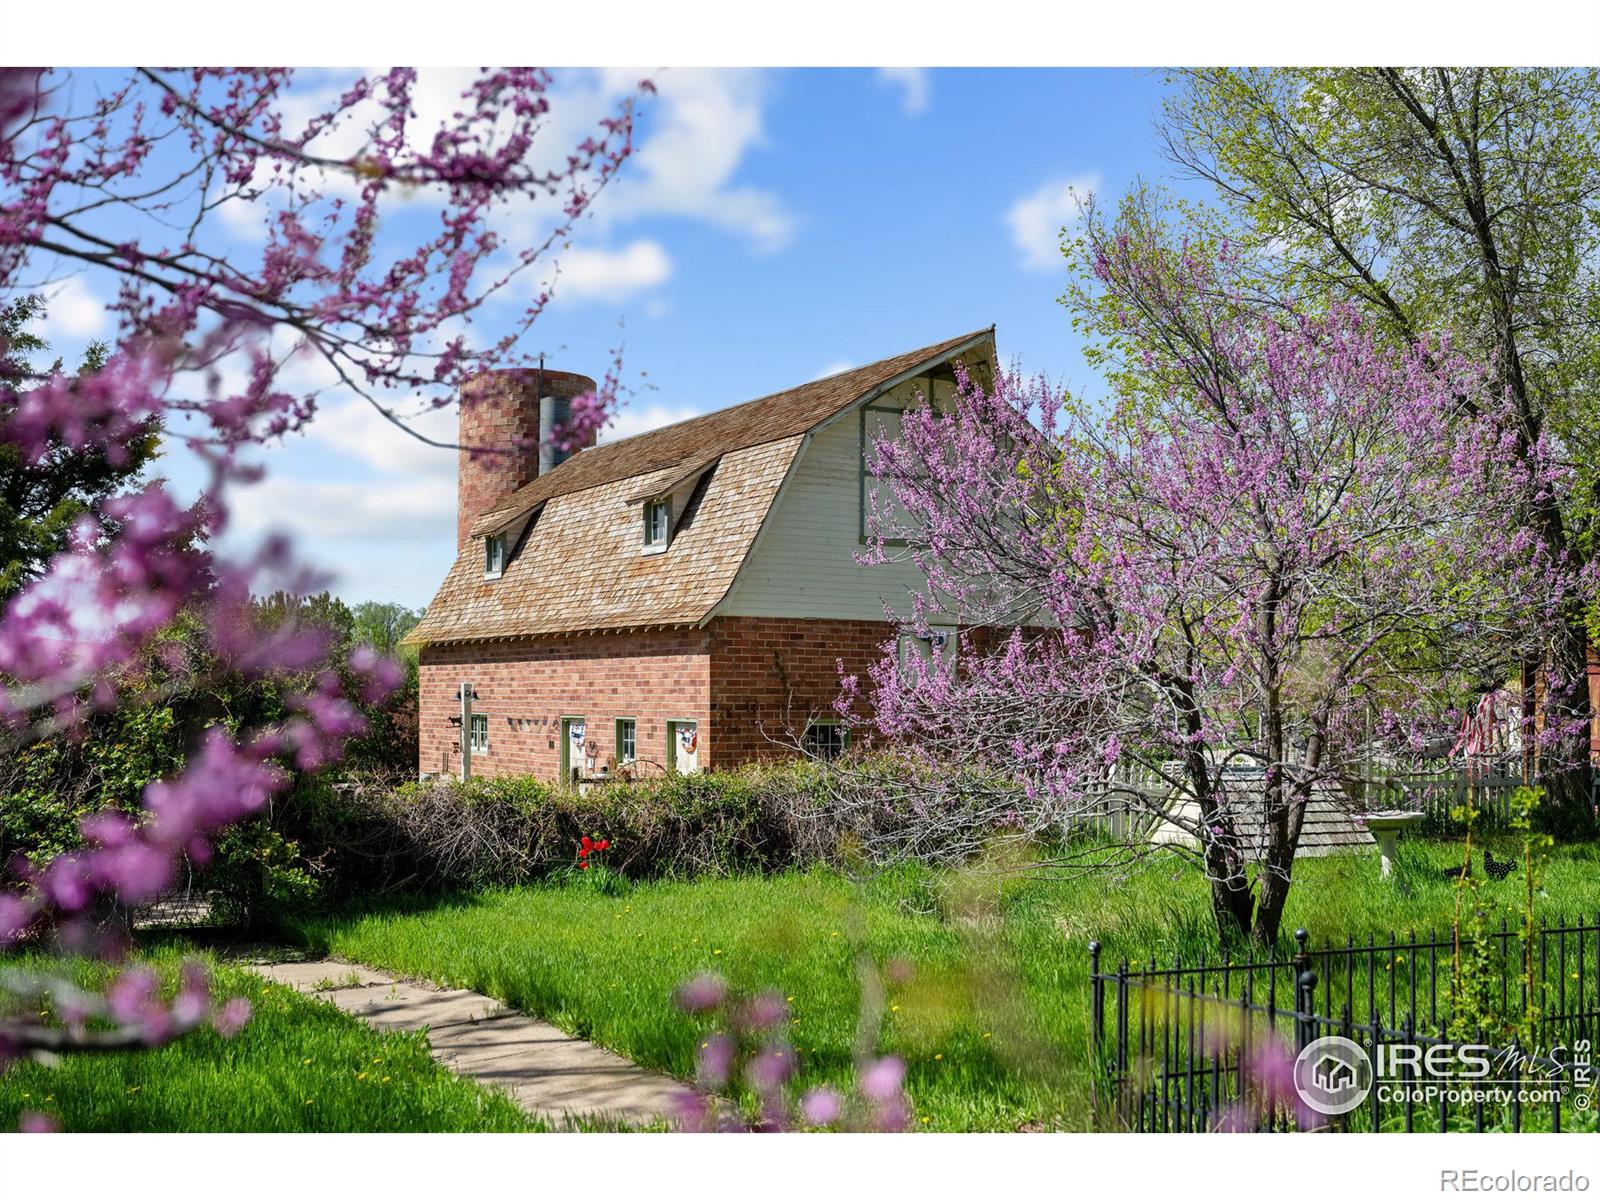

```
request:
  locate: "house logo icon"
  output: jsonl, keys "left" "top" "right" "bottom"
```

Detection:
{"left": 1293, "top": 1035, "right": 1373, "bottom": 1116}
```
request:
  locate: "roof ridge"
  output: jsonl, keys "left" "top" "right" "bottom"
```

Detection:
{"left": 466, "top": 325, "right": 995, "bottom": 538}
{"left": 581, "top": 324, "right": 992, "bottom": 453}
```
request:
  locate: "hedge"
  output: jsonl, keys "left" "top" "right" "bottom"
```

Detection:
{"left": 278, "top": 756, "right": 950, "bottom": 897}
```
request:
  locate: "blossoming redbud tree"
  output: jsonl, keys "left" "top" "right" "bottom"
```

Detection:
{"left": 0, "top": 68, "right": 641, "bottom": 1082}
{"left": 845, "top": 229, "right": 1567, "bottom": 946}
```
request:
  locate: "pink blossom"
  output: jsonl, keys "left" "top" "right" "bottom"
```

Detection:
{"left": 212, "top": 997, "right": 252, "bottom": 1039}
{"left": 696, "top": 1033, "right": 735, "bottom": 1089}
{"left": 675, "top": 972, "right": 728, "bottom": 1014}
{"left": 106, "top": 966, "right": 158, "bottom": 1025}
{"left": 799, "top": 1086, "right": 844, "bottom": 1126}
{"left": 858, "top": 1055, "right": 907, "bottom": 1102}
{"left": 741, "top": 991, "right": 788, "bottom": 1032}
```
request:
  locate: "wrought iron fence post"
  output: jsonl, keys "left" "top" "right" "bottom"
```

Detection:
{"left": 1089, "top": 940, "right": 1103, "bottom": 1053}
{"left": 1293, "top": 929, "right": 1317, "bottom": 1053}
{"left": 1089, "top": 939, "right": 1104, "bottom": 1111}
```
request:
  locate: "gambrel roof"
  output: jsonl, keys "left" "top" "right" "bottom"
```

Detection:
{"left": 404, "top": 327, "right": 994, "bottom": 647}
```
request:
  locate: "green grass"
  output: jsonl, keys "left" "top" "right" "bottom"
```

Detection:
{"left": 286, "top": 835, "right": 1600, "bottom": 1132}
{"left": 0, "top": 947, "right": 542, "bottom": 1132}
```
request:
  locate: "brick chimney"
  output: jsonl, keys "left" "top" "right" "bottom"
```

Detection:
{"left": 457, "top": 366, "right": 597, "bottom": 551}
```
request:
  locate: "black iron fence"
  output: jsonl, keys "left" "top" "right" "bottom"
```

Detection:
{"left": 1089, "top": 917, "right": 1600, "bottom": 1132}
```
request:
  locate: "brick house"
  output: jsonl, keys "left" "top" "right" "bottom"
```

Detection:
{"left": 403, "top": 328, "right": 997, "bottom": 782}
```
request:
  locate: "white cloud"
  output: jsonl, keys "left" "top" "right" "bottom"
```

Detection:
{"left": 544, "top": 239, "right": 672, "bottom": 306}
{"left": 598, "top": 69, "right": 794, "bottom": 253}
{"left": 220, "top": 383, "right": 461, "bottom": 557}
{"left": 1005, "top": 173, "right": 1101, "bottom": 272}
{"left": 216, "top": 193, "right": 271, "bottom": 243}
{"left": 37, "top": 275, "right": 109, "bottom": 339}
{"left": 877, "top": 68, "right": 930, "bottom": 116}
{"left": 304, "top": 393, "right": 460, "bottom": 481}
{"left": 229, "top": 474, "right": 456, "bottom": 544}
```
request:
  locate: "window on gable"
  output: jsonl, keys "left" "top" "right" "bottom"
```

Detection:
{"left": 802, "top": 720, "right": 848, "bottom": 762}
{"left": 860, "top": 368, "right": 964, "bottom": 542}
{"left": 469, "top": 713, "right": 489, "bottom": 753}
{"left": 643, "top": 497, "right": 670, "bottom": 550}
{"left": 859, "top": 403, "right": 906, "bottom": 541}
{"left": 484, "top": 533, "right": 506, "bottom": 578}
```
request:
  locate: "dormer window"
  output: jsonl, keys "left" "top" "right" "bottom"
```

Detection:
{"left": 483, "top": 532, "right": 506, "bottom": 578}
{"left": 643, "top": 497, "right": 670, "bottom": 553}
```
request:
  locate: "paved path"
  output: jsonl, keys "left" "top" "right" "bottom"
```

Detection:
{"left": 247, "top": 958, "right": 688, "bottom": 1128}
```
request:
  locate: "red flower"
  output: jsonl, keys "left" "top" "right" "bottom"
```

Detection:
{"left": 580, "top": 835, "right": 594, "bottom": 853}
{"left": 596, "top": 839, "right": 610, "bottom": 851}
{"left": 580, "top": 861, "right": 590, "bottom": 870}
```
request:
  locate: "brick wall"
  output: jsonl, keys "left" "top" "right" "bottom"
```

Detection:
{"left": 416, "top": 616, "right": 899, "bottom": 780}
{"left": 418, "top": 628, "right": 712, "bottom": 780}
{"left": 1530, "top": 644, "right": 1600, "bottom": 764}
{"left": 708, "top": 615, "right": 893, "bottom": 766}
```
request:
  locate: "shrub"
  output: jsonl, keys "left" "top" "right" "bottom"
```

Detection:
{"left": 272, "top": 756, "right": 959, "bottom": 897}
{"left": 0, "top": 703, "right": 187, "bottom": 867}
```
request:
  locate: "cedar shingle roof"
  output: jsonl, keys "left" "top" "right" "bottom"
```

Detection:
{"left": 468, "top": 327, "right": 992, "bottom": 536}
{"left": 405, "top": 328, "right": 994, "bottom": 647}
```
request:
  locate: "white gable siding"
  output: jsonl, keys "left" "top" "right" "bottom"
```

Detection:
{"left": 716, "top": 392, "right": 933, "bottom": 622}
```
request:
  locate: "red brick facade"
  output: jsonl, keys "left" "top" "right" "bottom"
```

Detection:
{"left": 707, "top": 616, "right": 891, "bottom": 764}
{"left": 418, "top": 616, "right": 895, "bottom": 780}
{"left": 1530, "top": 644, "right": 1600, "bottom": 765}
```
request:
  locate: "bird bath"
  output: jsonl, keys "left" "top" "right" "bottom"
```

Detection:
{"left": 1362, "top": 811, "right": 1425, "bottom": 879}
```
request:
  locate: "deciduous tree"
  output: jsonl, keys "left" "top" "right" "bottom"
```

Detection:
{"left": 1156, "top": 68, "right": 1600, "bottom": 831}
{"left": 849, "top": 234, "right": 1558, "bottom": 945}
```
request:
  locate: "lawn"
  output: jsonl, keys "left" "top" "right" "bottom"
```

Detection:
{"left": 286, "top": 835, "right": 1600, "bottom": 1132}
{"left": 0, "top": 946, "right": 542, "bottom": 1132}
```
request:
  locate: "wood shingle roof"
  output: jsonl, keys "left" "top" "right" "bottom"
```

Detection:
{"left": 406, "top": 328, "right": 993, "bottom": 647}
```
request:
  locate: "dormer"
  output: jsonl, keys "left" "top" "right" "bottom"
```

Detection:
{"left": 477, "top": 504, "right": 541, "bottom": 581}
{"left": 642, "top": 495, "right": 671, "bottom": 555}
{"left": 629, "top": 456, "right": 720, "bottom": 557}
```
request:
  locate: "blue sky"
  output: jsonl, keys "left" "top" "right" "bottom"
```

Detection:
{"left": 27, "top": 68, "right": 1203, "bottom": 610}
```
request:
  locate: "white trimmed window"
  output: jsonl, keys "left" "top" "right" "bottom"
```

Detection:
{"left": 469, "top": 713, "right": 489, "bottom": 753}
{"left": 643, "top": 497, "right": 670, "bottom": 551}
{"left": 802, "top": 720, "right": 848, "bottom": 762}
{"left": 483, "top": 533, "right": 506, "bottom": 578}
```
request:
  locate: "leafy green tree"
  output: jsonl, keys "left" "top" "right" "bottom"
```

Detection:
{"left": 0, "top": 293, "right": 161, "bottom": 599}
{"left": 1153, "top": 68, "right": 1600, "bottom": 831}
{"left": 351, "top": 601, "right": 424, "bottom": 659}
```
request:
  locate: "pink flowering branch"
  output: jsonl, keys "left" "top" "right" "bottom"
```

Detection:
{"left": 672, "top": 969, "right": 914, "bottom": 1132}
{"left": 0, "top": 66, "right": 641, "bottom": 1094}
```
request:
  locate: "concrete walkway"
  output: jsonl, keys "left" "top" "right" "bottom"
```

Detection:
{"left": 247, "top": 958, "right": 688, "bottom": 1128}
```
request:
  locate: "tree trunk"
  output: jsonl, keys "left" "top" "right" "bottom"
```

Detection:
{"left": 1207, "top": 864, "right": 1256, "bottom": 942}
{"left": 1253, "top": 853, "right": 1294, "bottom": 948}
{"left": 1539, "top": 616, "right": 1596, "bottom": 837}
